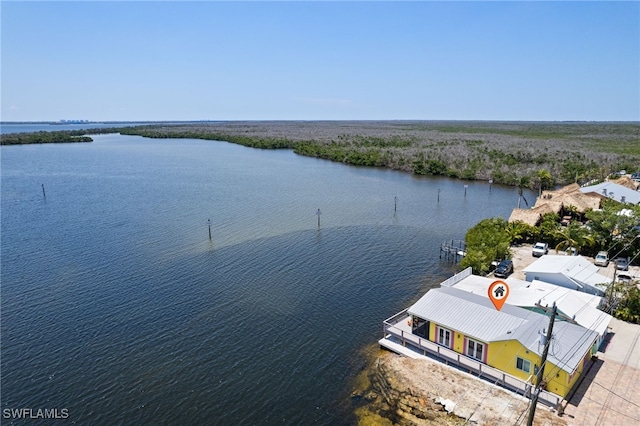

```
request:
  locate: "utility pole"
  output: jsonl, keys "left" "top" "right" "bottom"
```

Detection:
{"left": 607, "top": 268, "right": 618, "bottom": 312}
{"left": 526, "top": 302, "right": 557, "bottom": 426}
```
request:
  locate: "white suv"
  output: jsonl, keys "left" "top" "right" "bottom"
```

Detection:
{"left": 594, "top": 251, "right": 609, "bottom": 267}
{"left": 532, "top": 242, "right": 549, "bottom": 257}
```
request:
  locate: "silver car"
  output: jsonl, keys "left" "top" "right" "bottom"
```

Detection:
{"left": 594, "top": 251, "right": 609, "bottom": 267}
{"left": 615, "top": 257, "right": 629, "bottom": 271}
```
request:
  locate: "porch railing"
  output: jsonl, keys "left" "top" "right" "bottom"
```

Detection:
{"left": 382, "top": 313, "right": 562, "bottom": 408}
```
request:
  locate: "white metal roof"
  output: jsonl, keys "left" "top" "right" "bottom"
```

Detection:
{"left": 408, "top": 287, "right": 531, "bottom": 342}
{"left": 448, "top": 275, "right": 611, "bottom": 338}
{"left": 522, "top": 255, "right": 612, "bottom": 289}
{"left": 522, "top": 255, "right": 594, "bottom": 275}
{"left": 507, "top": 313, "right": 599, "bottom": 375}
{"left": 408, "top": 286, "right": 599, "bottom": 373}
{"left": 581, "top": 182, "right": 640, "bottom": 205}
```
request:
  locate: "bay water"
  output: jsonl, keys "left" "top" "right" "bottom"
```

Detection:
{"left": 0, "top": 123, "right": 156, "bottom": 135}
{"left": 1, "top": 134, "right": 532, "bottom": 424}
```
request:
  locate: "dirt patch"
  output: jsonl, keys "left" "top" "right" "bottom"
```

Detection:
{"left": 353, "top": 350, "right": 565, "bottom": 426}
{"left": 509, "top": 243, "right": 539, "bottom": 280}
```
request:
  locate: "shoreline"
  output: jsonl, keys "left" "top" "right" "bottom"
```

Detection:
{"left": 351, "top": 348, "right": 564, "bottom": 425}
{"left": 116, "top": 121, "right": 639, "bottom": 189}
{"left": 358, "top": 245, "right": 640, "bottom": 425}
{"left": 3, "top": 121, "right": 638, "bottom": 189}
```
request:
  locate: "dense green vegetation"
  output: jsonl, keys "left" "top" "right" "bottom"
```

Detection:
{"left": 607, "top": 285, "right": 640, "bottom": 324}
{"left": 459, "top": 218, "right": 512, "bottom": 275}
{"left": 113, "top": 122, "right": 639, "bottom": 188}
{"left": 0, "top": 126, "right": 131, "bottom": 145}
{"left": 3, "top": 121, "right": 639, "bottom": 190}
{"left": 462, "top": 201, "right": 640, "bottom": 323}
{"left": 117, "top": 126, "right": 298, "bottom": 149}
{"left": 0, "top": 130, "right": 93, "bottom": 145}
{"left": 462, "top": 200, "right": 640, "bottom": 266}
{"left": 5, "top": 121, "right": 639, "bottom": 322}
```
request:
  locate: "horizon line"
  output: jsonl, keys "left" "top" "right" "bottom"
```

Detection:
{"left": 3, "top": 119, "right": 640, "bottom": 124}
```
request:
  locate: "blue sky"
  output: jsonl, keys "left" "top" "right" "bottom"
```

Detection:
{"left": 2, "top": 1, "right": 638, "bottom": 121}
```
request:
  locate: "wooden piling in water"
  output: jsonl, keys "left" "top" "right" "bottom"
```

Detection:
{"left": 439, "top": 240, "right": 467, "bottom": 263}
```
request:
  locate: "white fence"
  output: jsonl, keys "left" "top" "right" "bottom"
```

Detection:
{"left": 439, "top": 267, "right": 472, "bottom": 287}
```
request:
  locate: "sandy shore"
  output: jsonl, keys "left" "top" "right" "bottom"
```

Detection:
{"left": 353, "top": 349, "right": 564, "bottom": 425}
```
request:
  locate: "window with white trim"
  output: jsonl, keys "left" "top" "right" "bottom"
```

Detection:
{"left": 466, "top": 339, "right": 484, "bottom": 361}
{"left": 437, "top": 327, "right": 452, "bottom": 348}
{"left": 516, "top": 357, "right": 531, "bottom": 373}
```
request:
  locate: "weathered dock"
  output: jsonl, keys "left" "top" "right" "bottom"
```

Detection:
{"left": 439, "top": 240, "right": 466, "bottom": 263}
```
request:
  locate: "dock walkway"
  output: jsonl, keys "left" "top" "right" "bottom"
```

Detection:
{"left": 439, "top": 240, "right": 466, "bottom": 263}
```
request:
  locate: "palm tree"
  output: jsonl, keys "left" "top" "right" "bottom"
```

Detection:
{"left": 563, "top": 204, "right": 579, "bottom": 218}
{"left": 554, "top": 222, "right": 595, "bottom": 255}
{"left": 536, "top": 169, "right": 554, "bottom": 197}
{"left": 506, "top": 221, "right": 533, "bottom": 245}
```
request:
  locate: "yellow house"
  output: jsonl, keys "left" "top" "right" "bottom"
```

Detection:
{"left": 407, "top": 287, "right": 598, "bottom": 398}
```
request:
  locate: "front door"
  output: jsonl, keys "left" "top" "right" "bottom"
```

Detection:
{"left": 438, "top": 327, "right": 451, "bottom": 348}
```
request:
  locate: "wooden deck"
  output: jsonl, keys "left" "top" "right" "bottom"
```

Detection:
{"left": 380, "top": 309, "right": 562, "bottom": 408}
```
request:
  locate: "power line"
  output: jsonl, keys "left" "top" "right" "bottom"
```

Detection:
{"left": 464, "top": 280, "right": 612, "bottom": 423}
{"left": 591, "top": 380, "right": 640, "bottom": 408}
{"left": 425, "top": 249, "right": 634, "bottom": 424}
{"left": 526, "top": 303, "right": 557, "bottom": 426}
{"left": 532, "top": 295, "right": 638, "bottom": 425}
{"left": 577, "top": 392, "right": 640, "bottom": 422}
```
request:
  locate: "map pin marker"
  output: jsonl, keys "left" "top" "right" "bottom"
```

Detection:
{"left": 488, "top": 280, "right": 510, "bottom": 311}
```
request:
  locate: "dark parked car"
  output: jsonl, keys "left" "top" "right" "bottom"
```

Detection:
{"left": 615, "top": 257, "right": 629, "bottom": 271}
{"left": 494, "top": 259, "right": 514, "bottom": 278}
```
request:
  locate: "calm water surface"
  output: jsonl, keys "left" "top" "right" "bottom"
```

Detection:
{"left": 0, "top": 123, "right": 155, "bottom": 135}
{"left": 1, "top": 134, "right": 533, "bottom": 424}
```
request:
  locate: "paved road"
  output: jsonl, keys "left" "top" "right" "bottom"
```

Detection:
{"left": 500, "top": 245, "right": 640, "bottom": 424}
{"left": 562, "top": 318, "right": 640, "bottom": 425}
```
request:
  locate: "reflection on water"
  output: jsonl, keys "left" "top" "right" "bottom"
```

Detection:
{"left": 1, "top": 134, "right": 533, "bottom": 424}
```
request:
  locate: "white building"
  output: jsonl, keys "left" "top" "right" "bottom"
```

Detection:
{"left": 580, "top": 182, "right": 640, "bottom": 205}
{"left": 443, "top": 268, "right": 611, "bottom": 348}
{"left": 522, "top": 255, "right": 612, "bottom": 296}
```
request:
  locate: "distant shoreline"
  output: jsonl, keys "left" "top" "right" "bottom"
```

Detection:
{"left": 2, "top": 121, "right": 639, "bottom": 189}
{"left": 116, "top": 121, "right": 640, "bottom": 189}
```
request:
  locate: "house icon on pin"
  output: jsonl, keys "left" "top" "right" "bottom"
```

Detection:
{"left": 494, "top": 286, "right": 505, "bottom": 298}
